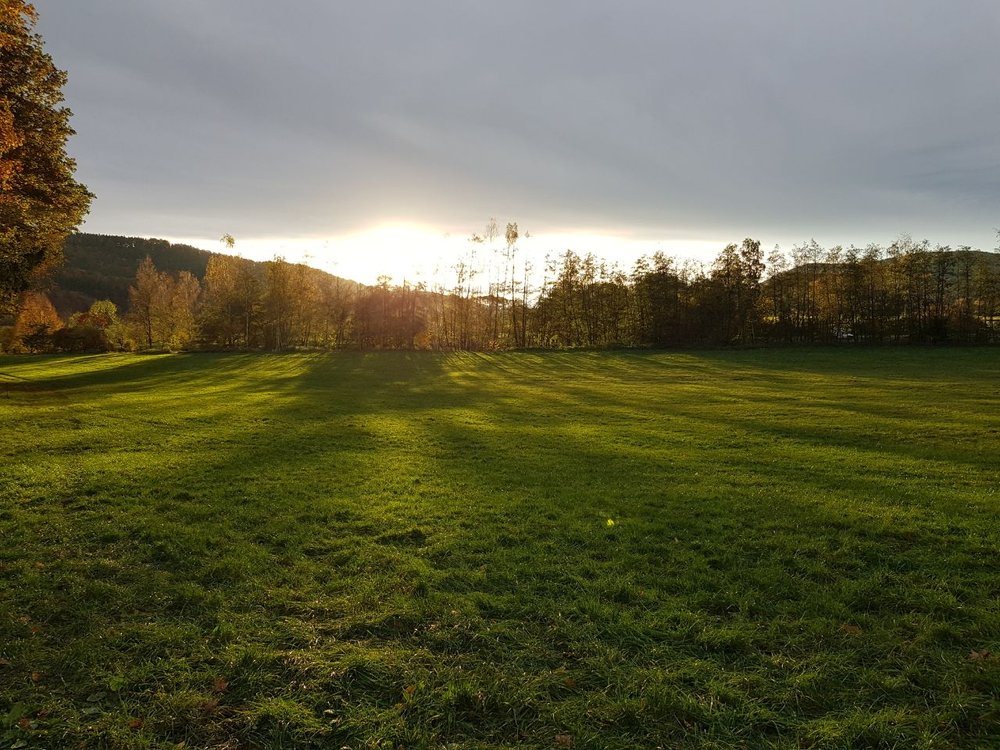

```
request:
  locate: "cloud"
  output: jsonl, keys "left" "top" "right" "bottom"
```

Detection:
{"left": 35, "top": 0, "right": 1000, "bottom": 250}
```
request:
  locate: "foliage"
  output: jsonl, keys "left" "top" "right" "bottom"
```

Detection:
{"left": 8, "top": 291, "right": 59, "bottom": 351}
{"left": 190, "top": 235, "right": 1000, "bottom": 350}
{"left": 46, "top": 233, "right": 361, "bottom": 334}
{"left": 200, "top": 254, "right": 261, "bottom": 348}
{"left": 127, "top": 257, "right": 200, "bottom": 350}
{"left": 0, "top": 0, "right": 92, "bottom": 313}
{"left": 50, "top": 323, "right": 107, "bottom": 353}
{"left": 52, "top": 300, "right": 129, "bottom": 352}
{"left": 49, "top": 234, "right": 217, "bottom": 314}
{"left": 30, "top": 232, "right": 1000, "bottom": 353}
{"left": 0, "top": 350, "right": 997, "bottom": 748}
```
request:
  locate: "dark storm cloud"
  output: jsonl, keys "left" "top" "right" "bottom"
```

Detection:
{"left": 34, "top": 0, "right": 1000, "bottom": 247}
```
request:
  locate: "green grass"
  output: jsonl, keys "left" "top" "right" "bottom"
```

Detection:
{"left": 1, "top": 349, "right": 998, "bottom": 749}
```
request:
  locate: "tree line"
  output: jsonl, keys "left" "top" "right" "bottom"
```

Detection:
{"left": 3, "top": 4, "right": 1000, "bottom": 354}
{"left": 4, "top": 230, "right": 1000, "bottom": 353}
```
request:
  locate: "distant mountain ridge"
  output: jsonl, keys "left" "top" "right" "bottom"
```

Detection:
{"left": 45, "top": 233, "right": 357, "bottom": 316}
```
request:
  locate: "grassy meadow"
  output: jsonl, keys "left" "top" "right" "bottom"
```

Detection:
{"left": 1, "top": 349, "right": 998, "bottom": 749}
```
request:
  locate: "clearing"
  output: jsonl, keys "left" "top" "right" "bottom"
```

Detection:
{"left": 1, "top": 349, "right": 998, "bottom": 748}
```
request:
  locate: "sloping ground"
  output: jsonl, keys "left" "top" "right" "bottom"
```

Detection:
{"left": 0, "top": 350, "right": 998, "bottom": 749}
{"left": 47, "top": 234, "right": 215, "bottom": 315}
{"left": 46, "top": 234, "right": 357, "bottom": 316}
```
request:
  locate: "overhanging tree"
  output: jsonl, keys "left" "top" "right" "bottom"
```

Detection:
{"left": 0, "top": 1, "right": 92, "bottom": 313}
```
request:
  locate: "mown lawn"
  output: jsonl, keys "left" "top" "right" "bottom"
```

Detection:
{"left": 1, "top": 349, "right": 998, "bottom": 749}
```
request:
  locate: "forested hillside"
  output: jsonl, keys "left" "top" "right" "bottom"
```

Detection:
{"left": 45, "top": 233, "right": 356, "bottom": 317}
{"left": 7, "top": 232, "right": 1000, "bottom": 353}
{"left": 46, "top": 234, "right": 214, "bottom": 315}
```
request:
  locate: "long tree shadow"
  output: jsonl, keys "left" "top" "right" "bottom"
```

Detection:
{"left": 4, "top": 350, "right": 998, "bottom": 747}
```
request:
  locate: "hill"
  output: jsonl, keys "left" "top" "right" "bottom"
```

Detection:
{"left": 44, "top": 233, "right": 358, "bottom": 316}
{"left": 767, "top": 248, "right": 1000, "bottom": 284}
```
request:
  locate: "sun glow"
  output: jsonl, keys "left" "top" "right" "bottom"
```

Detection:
{"left": 167, "top": 226, "right": 728, "bottom": 288}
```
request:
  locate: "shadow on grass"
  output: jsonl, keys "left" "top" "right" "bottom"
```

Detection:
{"left": 3, "top": 349, "right": 999, "bottom": 748}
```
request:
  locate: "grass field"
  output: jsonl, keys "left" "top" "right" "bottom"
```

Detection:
{"left": 1, "top": 349, "right": 998, "bottom": 749}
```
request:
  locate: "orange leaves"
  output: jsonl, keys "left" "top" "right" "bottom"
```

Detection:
{"left": 0, "top": 2, "right": 38, "bottom": 33}
{"left": 0, "top": 103, "right": 25, "bottom": 188}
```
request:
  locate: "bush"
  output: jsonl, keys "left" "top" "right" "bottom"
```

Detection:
{"left": 19, "top": 323, "right": 55, "bottom": 353}
{"left": 52, "top": 325, "right": 110, "bottom": 353}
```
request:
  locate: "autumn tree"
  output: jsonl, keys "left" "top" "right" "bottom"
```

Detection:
{"left": 353, "top": 277, "right": 427, "bottom": 349}
{"left": 0, "top": 1, "right": 92, "bottom": 313}
{"left": 55, "top": 298, "right": 127, "bottom": 352}
{"left": 708, "top": 238, "right": 764, "bottom": 343}
{"left": 763, "top": 246, "right": 794, "bottom": 341}
{"left": 200, "top": 254, "right": 245, "bottom": 346}
{"left": 11, "top": 289, "right": 59, "bottom": 350}
{"left": 535, "top": 250, "right": 584, "bottom": 346}
{"left": 263, "top": 258, "right": 295, "bottom": 350}
{"left": 167, "top": 271, "right": 201, "bottom": 349}
{"left": 975, "top": 258, "right": 1000, "bottom": 336}
{"left": 630, "top": 252, "right": 686, "bottom": 345}
{"left": 449, "top": 240, "right": 483, "bottom": 349}
{"left": 503, "top": 222, "right": 523, "bottom": 347}
{"left": 127, "top": 256, "right": 200, "bottom": 349}
{"left": 317, "top": 273, "right": 355, "bottom": 347}
{"left": 128, "top": 256, "right": 167, "bottom": 348}
{"left": 89, "top": 299, "right": 130, "bottom": 350}
{"left": 85, "top": 299, "right": 118, "bottom": 328}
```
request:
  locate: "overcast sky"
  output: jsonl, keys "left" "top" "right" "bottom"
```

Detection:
{"left": 34, "top": 1, "right": 1000, "bottom": 280}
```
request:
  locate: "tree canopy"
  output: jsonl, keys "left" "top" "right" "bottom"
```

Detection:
{"left": 0, "top": 0, "right": 92, "bottom": 313}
